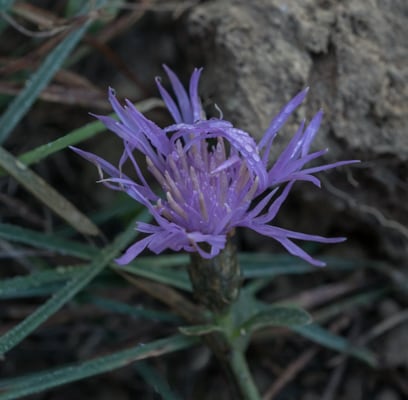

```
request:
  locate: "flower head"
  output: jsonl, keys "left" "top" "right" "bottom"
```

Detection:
{"left": 72, "top": 66, "right": 358, "bottom": 266}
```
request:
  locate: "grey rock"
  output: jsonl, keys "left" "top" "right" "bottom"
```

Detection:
{"left": 186, "top": 0, "right": 408, "bottom": 258}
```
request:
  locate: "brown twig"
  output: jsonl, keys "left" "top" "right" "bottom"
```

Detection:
{"left": 0, "top": 81, "right": 110, "bottom": 110}
{"left": 262, "top": 347, "right": 318, "bottom": 400}
{"left": 262, "top": 317, "right": 352, "bottom": 399}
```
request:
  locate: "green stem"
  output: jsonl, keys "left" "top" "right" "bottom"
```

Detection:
{"left": 229, "top": 348, "right": 261, "bottom": 400}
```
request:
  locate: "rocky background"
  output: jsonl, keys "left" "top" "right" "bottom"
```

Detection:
{"left": 1, "top": 1, "right": 407, "bottom": 399}
{"left": 183, "top": 0, "right": 408, "bottom": 262}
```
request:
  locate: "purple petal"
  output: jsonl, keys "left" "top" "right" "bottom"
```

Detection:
{"left": 115, "top": 235, "right": 153, "bottom": 265}
{"left": 301, "top": 110, "right": 323, "bottom": 157}
{"left": 189, "top": 67, "right": 204, "bottom": 122}
{"left": 155, "top": 77, "right": 183, "bottom": 123}
{"left": 259, "top": 87, "right": 309, "bottom": 151}
{"left": 251, "top": 182, "right": 294, "bottom": 224}
{"left": 300, "top": 159, "right": 360, "bottom": 175}
{"left": 275, "top": 237, "right": 326, "bottom": 267}
{"left": 163, "top": 64, "right": 193, "bottom": 123}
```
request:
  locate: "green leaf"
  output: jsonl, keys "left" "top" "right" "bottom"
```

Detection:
{"left": 89, "top": 296, "right": 180, "bottom": 323}
{"left": 118, "top": 262, "right": 191, "bottom": 292}
{"left": 0, "top": 223, "right": 97, "bottom": 259}
{"left": 0, "top": 147, "right": 100, "bottom": 236}
{"left": 293, "top": 324, "right": 378, "bottom": 367}
{"left": 134, "top": 361, "right": 182, "bottom": 400}
{"left": 0, "top": 13, "right": 92, "bottom": 143}
{"left": 0, "top": 334, "right": 196, "bottom": 400}
{"left": 0, "top": 209, "right": 150, "bottom": 357}
{"left": 0, "top": 223, "right": 191, "bottom": 291}
{"left": 0, "top": 1, "right": 107, "bottom": 144}
{"left": 0, "top": 265, "right": 85, "bottom": 299}
{"left": 239, "top": 306, "right": 311, "bottom": 335}
{"left": 240, "top": 253, "right": 367, "bottom": 279}
{"left": 0, "top": 0, "right": 14, "bottom": 12}
{"left": 178, "top": 324, "right": 223, "bottom": 336}
{"left": 0, "top": 98, "right": 162, "bottom": 178}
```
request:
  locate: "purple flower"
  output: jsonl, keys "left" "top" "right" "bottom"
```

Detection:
{"left": 71, "top": 66, "right": 358, "bottom": 267}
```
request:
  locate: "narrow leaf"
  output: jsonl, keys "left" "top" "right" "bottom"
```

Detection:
{"left": 135, "top": 361, "right": 182, "bottom": 400}
{"left": 0, "top": 224, "right": 192, "bottom": 291}
{"left": 0, "top": 1, "right": 101, "bottom": 143}
{"left": 0, "top": 265, "right": 85, "bottom": 299}
{"left": 293, "top": 324, "right": 377, "bottom": 367}
{"left": 0, "top": 98, "right": 163, "bottom": 177}
{"left": 89, "top": 296, "right": 180, "bottom": 323}
{"left": 239, "top": 306, "right": 311, "bottom": 335}
{"left": 118, "top": 263, "right": 191, "bottom": 291}
{"left": 0, "top": 147, "right": 100, "bottom": 235}
{"left": 240, "top": 253, "right": 367, "bottom": 278}
{"left": 0, "top": 0, "right": 14, "bottom": 12}
{"left": 0, "top": 334, "right": 196, "bottom": 400}
{"left": 179, "top": 324, "right": 223, "bottom": 336}
{"left": 0, "top": 209, "right": 150, "bottom": 357}
{"left": 0, "top": 223, "right": 97, "bottom": 259}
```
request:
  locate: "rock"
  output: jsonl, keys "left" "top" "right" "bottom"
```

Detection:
{"left": 185, "top": 0, "right": 408, "bottom": 259}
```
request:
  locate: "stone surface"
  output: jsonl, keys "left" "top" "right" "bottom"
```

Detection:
{"left": 185, "top": 0, "right": 408, "bottom": 259}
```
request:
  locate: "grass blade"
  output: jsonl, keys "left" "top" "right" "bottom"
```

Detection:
{"left": 118, "top": 263, "right": 191, "bottom": 291}
{"left": 89, "top": 296, "right": 180, "bottom": 323}
{"left": 0, "top": 0, "right": 14, "bottom": 12}
{"left": 0, "top": 265, "right": 85, "bottom": 299}
{"left": 240, "top": 253, "right": 368, "bottom": 278}
{"left": 0, "top": 1, "right": 103, "bottom": 143}
{"left": 0, "top": 147, "right": 100, "bottom": 235}
{"left": 0, "top": 98, "right": 163, "bottom": 177}
{"left": 0, "top": 334, "right": 196, "bottom": 400}
{"left": 0, "top": 223, "right": 97, "bottom": 259}
{"left": 135, "top": 361, "right": 183, "bottom": 400}
{"left": 293, "top": 323, "right": 377, "bottom": 367}
{"left": 0, "top": 223, "right": 191, "bottom": 290}
{"left": 0, "top": 209, "right": 150, "bottom": 357}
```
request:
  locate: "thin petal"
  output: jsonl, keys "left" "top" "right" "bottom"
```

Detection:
{"left": 155, "top": 77, "right": 182, "bottom": 123}
{"left": 163, "top": 64, "right": 193, "bottom": 123}
{"left": 275, "top": 237, "right": 326, "bottom": 267}
{"left": 115, "top": 235, "right": 153, "bottom": 265}
{"left": 301, "top": 110, "right": 323, "bottom": 157}
{"left": 189, "top": 67, "right": 203, "bottom": 121}
{"left": 259, "top": 87, "right": 309, "bottom": 151}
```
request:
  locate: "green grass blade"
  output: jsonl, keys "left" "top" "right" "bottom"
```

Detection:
{"left": 240, "top": 253, "right": 368, "bottom": 278}
{"left": 0, "top": 98, "right": 162, "bottom": 177}
{"left": 0, "top": 265, "right": 85, "bottom": 299}
{"left": 89, "top": 296, "right": 180, "bottom": 323}
{"left": 0, "top": 209, "right": 150, "bottom": 357}
{"left": 0, "top": 223, "right": 97, "bottom": 259}
{"left": 135, "top": 361, "right": 183, "bottom": 400}
{"left": 118, "top": 263, "right": 191, "bottom": 291}
{"left": 0, "top": 0, "right": 14, "bottom": 12}
{"left": 0, "top": 147, "right": 100, "bottom": 235}
{"left": 0, "top": 334, "right": 196, "bottom": 400}
{"left": 0, "top": 1, "right": 104, "bottom": 144}
{"left": 0, "top": 223, "right": 191, "bottom": 290}
{"left": 293, "top": 324, "right": 377, "bottom": 367}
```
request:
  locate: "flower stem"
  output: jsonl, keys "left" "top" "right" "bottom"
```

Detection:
{"left": 188, "top": 237, "right": 241, "bottom": 312}
{"left": 229, "top": 348, "right": 261, "bottom": 400}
